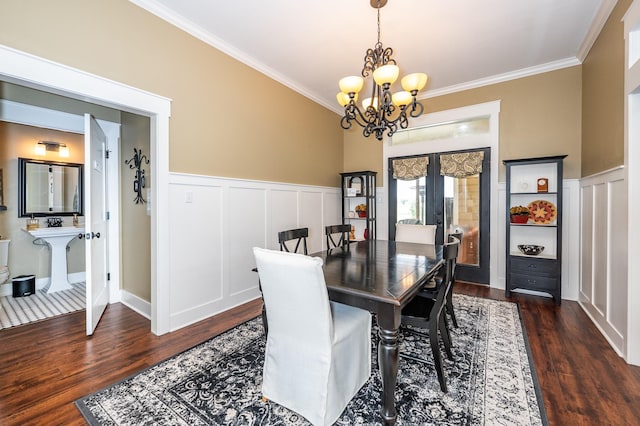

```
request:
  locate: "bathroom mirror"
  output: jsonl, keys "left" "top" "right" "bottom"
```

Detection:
{"left": 18, "top": 157, "right": 84, "bottom": 217}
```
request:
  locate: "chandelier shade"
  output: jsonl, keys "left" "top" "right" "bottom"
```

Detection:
{"left": 401, "top": 73, "right": 428, "bottom": 92}
{"left": 339, "top": 76, "right": 365, "bottom": 94}
{"left": 337, "top": 0, "right": 427, "bottom": 141}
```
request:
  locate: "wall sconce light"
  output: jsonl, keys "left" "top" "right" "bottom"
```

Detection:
{"left": 35, "top": 141, "right": 70, "bottom": 158}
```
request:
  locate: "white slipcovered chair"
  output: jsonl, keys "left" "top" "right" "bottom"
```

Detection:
{"left": 252, "top": 247, "right": 371, "bottom": 426}
{"left": 395, "top": 223, "right": 437, "bottom": 244}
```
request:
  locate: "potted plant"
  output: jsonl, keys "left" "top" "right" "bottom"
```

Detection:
{"left": 510, "top": 205, "right": 530, "bottom": 224}
{"left": 355, "top": 203, "right": 367, "bottom": 218}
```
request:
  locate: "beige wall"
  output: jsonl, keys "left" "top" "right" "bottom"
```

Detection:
{"left": 0, "top": 122, "right": 85, "bottom": 280}
{"left": 581, "top": 0, "right": 631, "bottom": 177}
{"left": 0, "top": 0, "right": 343, "bottom": 187}
{"left": 120, "top": 113, "right": 151, "bottom": 301}
{"left": 343, "top": 127, "right": 384, "bottom": 180}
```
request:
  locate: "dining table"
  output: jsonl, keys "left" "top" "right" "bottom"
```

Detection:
{"left": 311, "top": 239, "right": 443, "bottom": 425}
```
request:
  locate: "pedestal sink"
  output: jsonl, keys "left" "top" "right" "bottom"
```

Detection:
{"left": 23, "top": 226, "right": 84, "bottom": 294}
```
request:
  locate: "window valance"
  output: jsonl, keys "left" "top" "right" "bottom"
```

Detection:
{"left": 440, "top": 151, "right": 484, "bottom": 178}
{"left": 392, "top": 156, "right": 429, "bottom": 180}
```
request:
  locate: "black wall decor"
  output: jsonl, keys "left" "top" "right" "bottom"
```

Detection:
{"left": 125, "top": 148, "right": 150, "bottom": 204}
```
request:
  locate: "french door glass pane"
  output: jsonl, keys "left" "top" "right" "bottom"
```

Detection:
{"left": 396, "top": 178, "right": 426, "bottom": 224}
{"left": 444, "top": 174, "right": 480, "bottom": 266}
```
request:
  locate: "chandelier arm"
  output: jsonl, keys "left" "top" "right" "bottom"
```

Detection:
{"left": 409, "top": 100, "right": 424, "bottom": 118}
{"left": 341, "top": 103, "right": 377, "bottom": 131}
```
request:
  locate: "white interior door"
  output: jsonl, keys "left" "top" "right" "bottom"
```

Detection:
{"left": 85, "top": 113, "right": 109, "bottom": 335}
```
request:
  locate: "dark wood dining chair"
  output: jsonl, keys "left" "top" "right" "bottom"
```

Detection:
{"left": 325, "top": 224, "right": 351, "bottom": 254}
{"left": 278, "top": 228, "right": 309, "bottom": 255}
{"left": 400, "top": 238, "right": 459, "bottom": 393}
{"left": 420, "top": 233, "right": 462, "bottom": 329}
{"left": 446, "top": 233, "right": 462, "bottom": 328}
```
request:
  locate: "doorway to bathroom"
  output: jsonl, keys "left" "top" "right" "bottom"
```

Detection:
{"left": 0, "top": 45, "right": 171, "bottom": 334}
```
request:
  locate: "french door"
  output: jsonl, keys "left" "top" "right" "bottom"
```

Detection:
{"left": 388, "top": 148, "right": 490, "bottom": 284}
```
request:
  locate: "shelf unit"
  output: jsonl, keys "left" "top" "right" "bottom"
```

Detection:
{"left": 340, "top": 171, "right": 376, "bottom": 241}
{"left": 504, "top": 155, "right": 566, "bottom": 304}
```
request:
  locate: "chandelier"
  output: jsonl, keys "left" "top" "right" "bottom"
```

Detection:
{"left": 336, "top": 0, "right": 428, "bottom": 141}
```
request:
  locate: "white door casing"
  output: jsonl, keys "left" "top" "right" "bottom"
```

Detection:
{"left": 0, "top": 45, "right": 173, "bottom": 335}
{"left": 382, "top": 100, "right": 501, "bottom": 288}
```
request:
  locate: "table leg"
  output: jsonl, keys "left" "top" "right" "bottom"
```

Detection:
{"left": 378, "top": 319, "right": 400, "bottom": 425}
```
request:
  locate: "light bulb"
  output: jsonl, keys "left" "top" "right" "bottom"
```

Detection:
{"left": 35, "top": 143, "right": 46, "bottom": 156}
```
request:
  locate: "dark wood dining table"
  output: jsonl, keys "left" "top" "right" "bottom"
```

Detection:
{"left": 311, "top": 239, "right": 443, "bottom": 425}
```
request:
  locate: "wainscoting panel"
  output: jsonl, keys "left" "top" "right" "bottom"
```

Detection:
{"left": 168, "top": 182, "right": 225, "bottom": 317}
{"left": 609, "top": 179, "right": 628, "bottom": 336}
{"left": 168, "top": 173, "right": 340, "bottom": 331}
{"left": 579, "top": 167, "right": 627, "bottom": 356}
{"left": 580, "top": 188, "right": 594, "bottom": 302}
{"left": 227, "top": 186, "right": 268, "bottom": 297}
{"left": 300, "top": 191, "right": 325, "bottom": 254}
{"left": 269, "top": 189, "right": 300, "bottom": 249}
{"left": 592, "top": 183, "right": 608, "bottom": 315}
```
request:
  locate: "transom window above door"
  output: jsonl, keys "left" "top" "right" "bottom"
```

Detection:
{"left": 390, "top": 115, "right": 490, "bottom": 146}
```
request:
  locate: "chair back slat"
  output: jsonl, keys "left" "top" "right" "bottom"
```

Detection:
{"left": 278, "top": 227, "right": 309, "bottom": 255}
{"left": 325, "top": 224, "right": 351, "bottom": 253}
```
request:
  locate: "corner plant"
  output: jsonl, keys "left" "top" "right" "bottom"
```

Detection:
{"left": 509, "top": 205, "right": 530, "bottom": 216}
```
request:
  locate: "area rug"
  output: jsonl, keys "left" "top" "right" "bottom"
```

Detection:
{"left": 76, "top": 294, "right": 548, "bottom": 425}
{"left": 0, "top": 282, "right": 85, "bottom": 330}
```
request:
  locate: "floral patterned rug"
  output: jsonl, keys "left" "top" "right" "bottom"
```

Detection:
{"left": 76, "top": 295, "right": 547, "bottom": 425}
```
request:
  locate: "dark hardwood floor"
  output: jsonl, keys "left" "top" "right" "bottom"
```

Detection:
{"left": 1, "top": 283, "right": 639, "bottom": 425}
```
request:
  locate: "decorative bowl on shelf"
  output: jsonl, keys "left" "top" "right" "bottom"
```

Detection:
{"left": 510, "top": 214, "right": 529, "bottom": 224}
{"left": 518, "top": 244, "right": 544, "bottom": 256}
{"left": 357, "top": 211, "right": 367, "bottom": 218}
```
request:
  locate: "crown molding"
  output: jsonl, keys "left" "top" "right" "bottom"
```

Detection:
{"left": 576, "top": 0, "right": 618, "bottom": 62}
{"left": 420, "top": 57, "right": 581, "bottom": 100}
{"left": 128, "top": 0, "right": 337, "bottom": 113}
{"left": 128, "top": 0, "right": 610, "bottom": 113}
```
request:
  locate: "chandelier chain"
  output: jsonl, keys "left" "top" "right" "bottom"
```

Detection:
{"left": 377, "top": 0, "right": 381, "bottom": 45}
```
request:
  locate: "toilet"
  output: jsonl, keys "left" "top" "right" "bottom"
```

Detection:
{"left": 0, "top": 239, "right": 10, "bottom": 285}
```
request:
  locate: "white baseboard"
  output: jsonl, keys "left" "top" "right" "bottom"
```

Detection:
{"left": 120, "top": 290, "right": 151, "bottom": 320}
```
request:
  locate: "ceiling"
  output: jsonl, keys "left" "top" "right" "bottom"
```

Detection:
{"left": 131, "top": 0, "right": 615, "bottom": 114}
